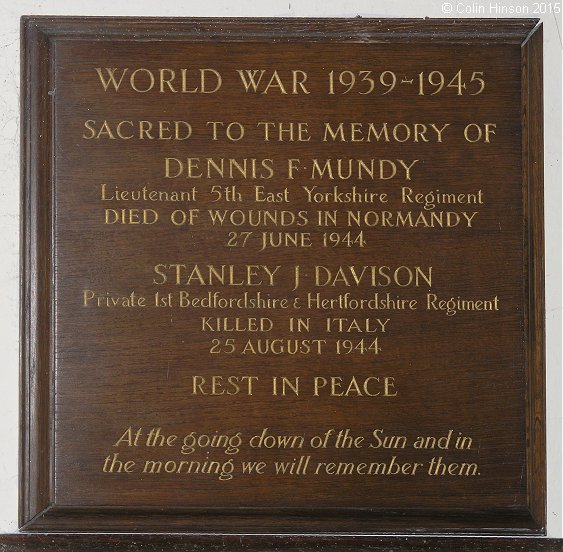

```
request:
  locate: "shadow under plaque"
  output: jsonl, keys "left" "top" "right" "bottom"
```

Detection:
{"left": 12, "top": 16, "right": 550, "bottom": 552}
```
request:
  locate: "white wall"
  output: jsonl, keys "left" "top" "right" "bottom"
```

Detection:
{"left": 0, "top": 0, "right": 560, "bottom": 537}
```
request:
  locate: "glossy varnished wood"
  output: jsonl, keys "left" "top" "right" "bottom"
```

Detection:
{"left": 18, "top": 16, "right": 546, "bottom": 546}
{"left": 0, "top": 534, "right": 562, "bottom": 552}
{"left": 20, "top": 16, "right": 55, "bottom": 529}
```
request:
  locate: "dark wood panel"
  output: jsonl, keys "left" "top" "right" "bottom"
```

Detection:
{"left": 1, "top": 533, "right": 562, "bottom": 552}
{"left": 20, "top": 16, "right": 545, "bottom": 543}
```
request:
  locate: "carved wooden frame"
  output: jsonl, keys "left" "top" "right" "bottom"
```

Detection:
{"left": 18, "top": 17, "right": 545, "bottom": 547}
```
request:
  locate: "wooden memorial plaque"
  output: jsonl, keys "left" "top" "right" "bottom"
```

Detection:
{"left": 18, "top": 17, "right": 546, "bottom": 549}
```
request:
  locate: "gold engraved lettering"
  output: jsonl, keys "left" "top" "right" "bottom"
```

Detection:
{"left": 236, "top": 69, "right": 310, "bottom": 94}
{"left": 313, "top": 376, "right": 398, "bottom": 397}
{"left": 94, "top": 67, "right": 222, "bottom": 93}
{"left": 191, "top": 375, "right": 258, "bottom": 395}
{"left": 152, "top": 264, "right": 280, "bottom": 286}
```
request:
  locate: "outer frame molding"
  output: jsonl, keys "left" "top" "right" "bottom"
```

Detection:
{"left": 20, "top": 16, "right": 56, "bottom": 529}
{"left": 0, "top": 534, "right": 563, "bottom": 552}
{"left": 17, "top": 16, "right": 546, "bottom": 547}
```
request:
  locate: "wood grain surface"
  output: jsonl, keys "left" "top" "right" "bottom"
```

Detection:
{"left": 0, "top": 534, "right": 562, "bottom": 552}
{"left": 17, "top": 17, "right": 545, "bottom": 546}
